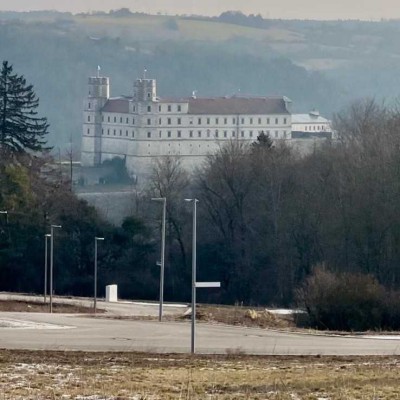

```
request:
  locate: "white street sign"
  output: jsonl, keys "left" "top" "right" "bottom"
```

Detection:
{"left": 195, "top": 282, "right": 221, "bottom": 288}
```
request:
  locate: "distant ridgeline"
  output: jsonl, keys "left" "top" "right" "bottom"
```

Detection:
{"left": 81, "top": 71, "right": 332, "bottom": 184}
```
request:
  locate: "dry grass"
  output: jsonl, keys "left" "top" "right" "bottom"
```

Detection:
{"left": 0, "top": 350, "right": 399, "bottom": 399}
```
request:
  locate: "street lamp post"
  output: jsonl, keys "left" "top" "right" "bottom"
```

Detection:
{"left": 151, "top": 197, "right": 166, "bottom": 322}
{"left": 44, "top": 234, "right": 51, "bottom": 304}
{"left": 94, "top": 237, "right": 104, "bottom": 314}
{"left": 185, "top": 198, "right": 198, "bottom": 354}
{"left": 50, "top": 224, "right": 61, "bottom": 313}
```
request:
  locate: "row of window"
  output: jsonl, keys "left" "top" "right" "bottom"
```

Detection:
{"left": 90, "top": 115, "right": 289, "bottom": 126}
{"left": 87, "top": 128, "right": 287, "bottom": 140}
{"left": 304, "top": 125, "right": 328, "bottom": 131}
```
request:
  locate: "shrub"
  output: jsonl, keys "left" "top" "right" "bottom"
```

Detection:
{"left": 296, "top": 267, "right": 385, "bottom": 331}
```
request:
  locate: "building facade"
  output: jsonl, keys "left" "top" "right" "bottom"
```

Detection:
{"left": 82, "top": 73, "right": 293, "bottom": 178}
{"left": 291, "top": 110, "right": 332, "bottom": 138}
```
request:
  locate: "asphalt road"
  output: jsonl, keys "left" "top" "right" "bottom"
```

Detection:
{"left": 0, "top": 311, "right": 399, "bottom": 355}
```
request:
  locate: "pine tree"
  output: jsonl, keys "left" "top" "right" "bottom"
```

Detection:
{"left": 0, "top": 61, "right": 49, "bottom": 159}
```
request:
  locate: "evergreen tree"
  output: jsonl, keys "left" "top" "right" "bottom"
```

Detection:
{"left": 0, "top": 61, "right": 49, "bottom": 159}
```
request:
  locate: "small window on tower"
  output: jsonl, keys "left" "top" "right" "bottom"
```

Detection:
{"left": 147, "top": 118, "right": 151, "bottom": 125}
{"left": 120, "top": 130, "right": 122, "bottom": 136}
{"left": 177, "top": 131, "right": 181, "bottom": 138}
{"left": 88, "top": 116, "right": 90, "bottom": 122}
{"left": 132, "top": 131, "right": 135, "bottom": 137}
{"left": 168, "top": 131, "right": 171, "bottom": 138}
{"left": 148, "top": 93, "right": 151, "bottom": 99}
{"left": 147, "top": 132, "right": 151, "bottom": 138}
{"left": 177, "top": 118, "right": 181, "bottom": 125}
{"left": 120, "top": 117, "right": 122, "bottom": 123}
{"left": 147, "top": 105, "right": 151, "bottom": 112}
{"left": 102, "top": 116, "right": 104, "bottom": 122}
{"left": 87, "top": 128, "right": 90, "bottom": 134}
{"left": 113, "top": 130, "right": 116, "bottom": 136}
{"left": 88, "top": 103, "right": 91, "bottom": 109}
{"left": 168, "top": 118, "right": 171, "bottom": 125}
{"left": 190, "top": 131, "right": 193, "bottom": 138}
{"left": 108, "top": 116, "right": 110, "bottom": 122}
{"left": 198, "top": 118, "right": 202, "bottom": 124}
{"left": 159, "top": 105, "right": 162, "bottom": 112}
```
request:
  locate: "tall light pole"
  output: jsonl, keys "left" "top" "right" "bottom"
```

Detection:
{"left": 50, "top": 224, "right": 61, "bottom": 314}
{"left": 151, "top": 197, "right": 166, "bottom": 322}
{"left": 94, "top": 236, "right": 104, "bottom": 314}
{"left": 44, "top": 234, "right": 51, "bottom": 304}
{"left": 185, "top": 198, "right": 198, "bottom": 354}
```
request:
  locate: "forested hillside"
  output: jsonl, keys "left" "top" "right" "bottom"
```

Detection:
{"left": 0, "top": 10, "right": 343, "bottom": 150}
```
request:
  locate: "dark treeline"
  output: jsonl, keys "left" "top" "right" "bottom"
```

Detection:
{"left": 141, "top": 99, "right": 400, "bottom": 305}
{"left": 3, "top": 97, "right": 400, "bottom": 306}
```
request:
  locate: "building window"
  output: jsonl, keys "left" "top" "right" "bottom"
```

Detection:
{"left": 250, "top": 118, "right": 253, "bottom": 124}
{"left": 132, "top": 118, "right": 135, "bottom": 125}
{"left": 120, "top": 130, "right": 122, "bottom": 136}
{"left": 133, "top": 106, "right": 136, "bottom": 112}
{"left": 177, "top": 130, "right": 181, "bottom": 138}
{"left": 189, "top": 130, "right": 193, "bottom": 138}
{"left": 207, "top": 130, "right": 211, "bottom": 138}
{"left": 215, "top": 118, "right": 219, "bottom": 124}
{"left": 147, "top": 132, "right": 151, "bottom": 138}
{"left": 224, "top": 131, "right": 227, "bottom": 138}
{"left": 114, "top": 117, "right": 117, "bottom": 123}
{"left": 232, "top": 118, "right": 236, "bottom": 124}
{"left": 224, "top": 118, "right": 228, "bottom": 124}
{"left": 147, "top": 93, "right": 151, "bottom": 99}
{"left": 102, "top": 129, "right": 104, "bottom": 135}
{"left": 241, "top": 118, "right": 245, "bottom": 124}
{"left": 177, "top": 105, "right": 181, "bottom": 112}
{"left": 241, "top": 131, "right": 245, "bottom": 138}
{"left": 120, "top": 117, "right": 123, "bottom": 123}
{"left": 198, "top": 118, "right": 202, "bottom": 124}
{"left": 232, "top": 131, "right": 235, "bottom": 137}
{"left": 87, "top": 128, "right": 90, "bottom": 134}
{"left": 87, "top": 116, "right": 90, "bottom": 122}
{"left": 113, "top": 129, "right": 116, "bottom": 136}
{"left": 159, "top": 105, "right": 162, "bottom": 112}
{"left": 267, "top": 118, "right": 270, "bottom": 124}
{"left": 258, "top": 118, "right": 261, "bottom": 124}
{"left": 250, "top": 131, "right": 253, "bottom": 137}
{"left": 147, "top": 105, "right": 151, "bottom": 112}
{"left": 284, "top": 117, "right": 287, "bottom": 124}
{"left": 168, "top": 131, "right": 171, "bottom": 138}
{"left": 168, "top": 118, "right": 171, "bottom": 125}
{"left": 198, "top": 131, "right": 202, "bottom": 138}
{"left": 177, "top": 118, "right": 181, "bottom": 125}
{"left": 147, "top": 118, "right": 151, "bottom": 125}
{"left": 107, "top": 129, "right": 110, "bottom": 135}
{"left": 159, "top": 118, "right": 162, "bottom": 124}
{"left": 284, "top": 131, "right": 287, "bottom": 139}
{"left": 102, "top": 116, "right": 104, "bottom": 122}
{"left": 126, "top": 117, "right": 129, "bottom": 124}
{"left": 215, "top": 130, "right": 219, "bottom": 138}
{"left": 126, "top": 130, "right": 128, "bottom": 136}
{"left": 275, "top": 131, "right": 278, "bottom": 138}
{"left": 207, "top": 118, "right": 210, "bottom": 125}
{"left": 275, "top": 118, "right": 279, "bottom": 124}
{"left": 88, "top": 103, "right": 91, "bottom": 109}
{"left": 132, "top": 131, "right": 135, "bottom": 137}
{"left": 168, "top": 105, "right": 172, "bottom": 112}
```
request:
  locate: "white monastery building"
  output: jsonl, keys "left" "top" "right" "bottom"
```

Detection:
{"left": 81, "top": 72, "right": 330, "bottom": 179}
{"left": 291, "top": 110, "right": 332, "bottom": 138}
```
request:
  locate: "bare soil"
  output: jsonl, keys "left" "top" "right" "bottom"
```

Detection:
{"left": 1, "top": 350, "right": 400, "bottom": 399}
{"left": 0, "top": 300, "right": 100, "bottom": 314}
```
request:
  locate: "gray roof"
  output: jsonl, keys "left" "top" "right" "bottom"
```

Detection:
{"left": 292, "top": 112, "right": 330, "bottom": 124}
{"left": 102, "top": 98, "right": 130, "bottom": 113}
{"left": 187, "top": 96, "right": 290, "bottom": 115}
{"left": 101, "top": 96, "right": 291, "bottom": 115}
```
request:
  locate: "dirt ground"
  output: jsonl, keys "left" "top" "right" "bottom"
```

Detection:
{"left": 1, "top": 350, "right": 400, "bottom": 399}
{"left": 0, "top": 300, "right": 99, "bottom": 314}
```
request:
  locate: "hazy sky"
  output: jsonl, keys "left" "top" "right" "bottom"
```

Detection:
{"left": 0, "top": 0, "right": 396, "bottom": 20}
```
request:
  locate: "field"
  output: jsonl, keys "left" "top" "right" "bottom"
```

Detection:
{"left": 1, "top": 350, "right": 400, "bottom": 399}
